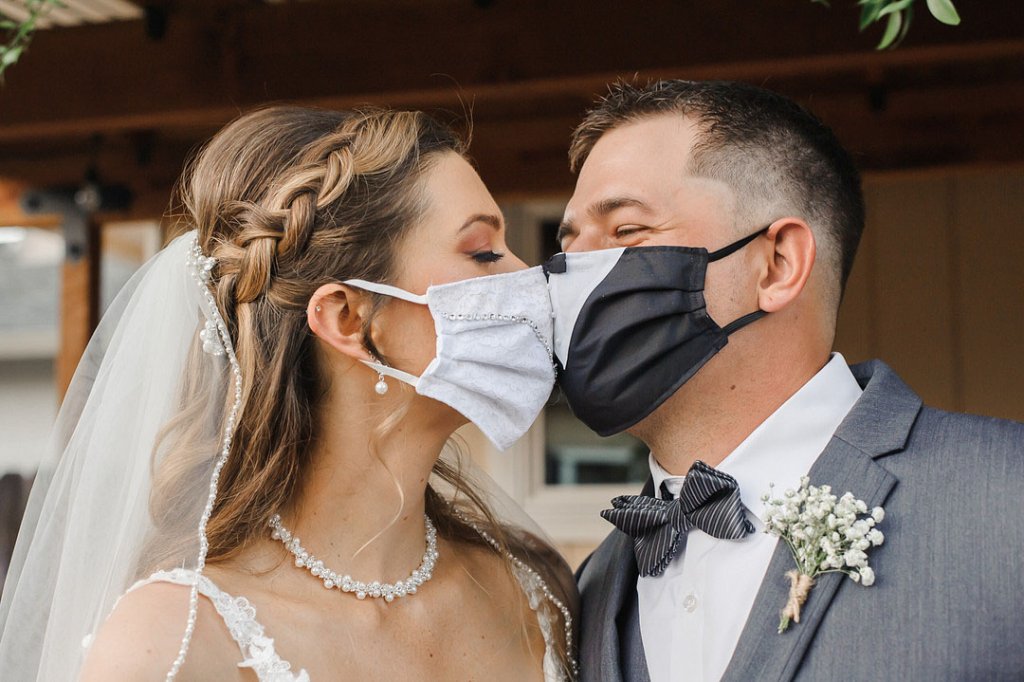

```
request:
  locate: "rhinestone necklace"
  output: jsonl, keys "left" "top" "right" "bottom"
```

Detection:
{"left": 269, "top": 513, "right": 438, "bottom": 602}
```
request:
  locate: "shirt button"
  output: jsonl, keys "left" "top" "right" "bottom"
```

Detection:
{"left": 683, "top": 593, "right": 698, "bottom": 612}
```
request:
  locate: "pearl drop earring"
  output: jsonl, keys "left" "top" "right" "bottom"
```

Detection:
{"left": 374, "top": 371, "right": 389, "bottom": 395}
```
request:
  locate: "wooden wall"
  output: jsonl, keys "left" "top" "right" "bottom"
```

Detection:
{"left": 836, "top": 166, "right": 1024, "bottom": 421}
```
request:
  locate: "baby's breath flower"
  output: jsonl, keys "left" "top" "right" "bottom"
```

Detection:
{"left": 843, "top": 548, "right": 868, "bottom": 568}
{"left": 761, "top": 477, "right": 886, "bottom": 633}
{"left": 860, "top": 566, "right": 875, "bottom": 586}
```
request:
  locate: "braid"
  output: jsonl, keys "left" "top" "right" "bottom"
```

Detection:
{"left": 219, "top": 130, "right": 368, "bottom": 305}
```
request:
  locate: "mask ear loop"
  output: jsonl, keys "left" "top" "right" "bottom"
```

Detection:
{"left": 722, "top": 309, "right": 768, "bottom": 335}
{"left": 361, "top": 358, "right": 421, "bottom": 388}
{"left": 343, "top": 279, "right": 428, "bottom": 305}
{"left": 707, "top": 225, "right": 770, "bottom": 262}
{"left": 344, "top": 279, "right": 426, "bottom": 391}
{"left": 707, "top": 225, "right": 772, "bottom": 337}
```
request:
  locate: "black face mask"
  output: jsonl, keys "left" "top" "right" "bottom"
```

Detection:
{"left": 544, "top": 228, "right": 768, "bottom": 436}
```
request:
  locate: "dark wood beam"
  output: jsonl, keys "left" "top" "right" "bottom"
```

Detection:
{"left": 1, "top": 0, "right": 1022, "bottom": 140}
{"left": 0, "top": 1, "right": 1021, "bottom": 206}
{"left": 2, "top": 69, "right": 1021, "bottom": 206}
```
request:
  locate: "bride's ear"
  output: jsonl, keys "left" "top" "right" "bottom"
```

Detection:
{"left": 306, "top": 284, "right": 374, "bottom": 362}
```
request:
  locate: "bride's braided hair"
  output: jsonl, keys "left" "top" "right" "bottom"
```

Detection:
{"left": 146, "top": 105, "right": 576, "bottom": 676}
{"left": 180, "top": 109, "right": 432, "bottom": 558}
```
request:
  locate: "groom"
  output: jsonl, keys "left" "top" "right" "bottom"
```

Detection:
{"left": 551, "top": 80, "right": 1024, "bottom": 681}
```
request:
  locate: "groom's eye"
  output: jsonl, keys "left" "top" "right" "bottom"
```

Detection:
{"left": 616, "top": 225, "right": 649, "bottom": 238}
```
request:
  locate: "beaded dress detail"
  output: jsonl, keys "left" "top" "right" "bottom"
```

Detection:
{"left": 128, "top": 568, "right": 310, "bottom": 681}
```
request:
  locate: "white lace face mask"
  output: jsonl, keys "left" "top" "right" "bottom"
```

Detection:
{"left": 344, "top": 266, "right": 555, "bottom": 450}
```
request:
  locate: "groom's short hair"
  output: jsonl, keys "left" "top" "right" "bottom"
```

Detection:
{"left": 569, "top": 80, "right": 865, "bottom": 306}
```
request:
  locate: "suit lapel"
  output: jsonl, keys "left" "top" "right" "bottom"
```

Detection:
{"left": 720, "top": 439, "right": 898, "bottom": 681}
{"left": 721, "top": 361, "right": 920, "bottom": 682}
{"left": 595, "top": 532, "right": 649, "bottom": 682}
{"left": 580, "top": 478, "right": 653, "bottom": 682}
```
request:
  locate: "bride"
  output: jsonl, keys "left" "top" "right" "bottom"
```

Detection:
{"left": 0, "top": 106, "right": 576, "bottom": 680}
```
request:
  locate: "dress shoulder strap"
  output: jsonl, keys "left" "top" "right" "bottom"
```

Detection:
{"left": 129, "top": 568, "right": 309, "bottom": 682}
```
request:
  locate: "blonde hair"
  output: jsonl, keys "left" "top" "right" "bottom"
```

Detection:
{"left": 144, "top": 105, "right": 575, "bottom": 675}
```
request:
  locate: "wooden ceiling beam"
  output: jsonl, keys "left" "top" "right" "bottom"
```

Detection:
{"left": 0, "top": 0, "right": 1020, "bottom": 205}
{"left": 2, "top": 81, "right": 1020, "bottom": 210}
{"left": 1, "top": 0, "right": 1022, "bottom": 141}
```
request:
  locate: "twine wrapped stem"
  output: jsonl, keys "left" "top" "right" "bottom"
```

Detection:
{"left": 778, "top": 569, "right": 815, "bottom": 633}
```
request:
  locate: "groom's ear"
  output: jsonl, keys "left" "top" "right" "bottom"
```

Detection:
{"left": 755, "top": 218, "right": 816, "bottom": 314}
{"left": 306, "top": 284, "right": 374, "bottom": 362}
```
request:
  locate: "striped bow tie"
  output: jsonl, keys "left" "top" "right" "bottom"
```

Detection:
{"left": 601, "top": 460, "right": 755, "bottom": 577}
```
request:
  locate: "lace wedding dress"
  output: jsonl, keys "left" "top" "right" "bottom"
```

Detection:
{"left": 128, "top": 562, "right": 565, "bottom": 682}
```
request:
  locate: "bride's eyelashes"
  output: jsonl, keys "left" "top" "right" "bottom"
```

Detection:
{"left": 471, "top": 250, "right": 505, "bottom": 263}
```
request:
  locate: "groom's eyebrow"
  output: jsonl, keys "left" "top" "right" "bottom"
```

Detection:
{"left": 557, "top": 196, "right": 652, "bottom": 244}
{"left": 592, "top": 196, "right": 650, "bottom": 217}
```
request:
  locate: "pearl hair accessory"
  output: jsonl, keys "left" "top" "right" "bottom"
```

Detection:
{"left": 172, "top": 235, "right": 245, "bottom": 680}
{"left": 186, "top": 246, "right": 226, "bottom": 357}
{"left": 269, "top": 514, "right": 438, "bottom": 602}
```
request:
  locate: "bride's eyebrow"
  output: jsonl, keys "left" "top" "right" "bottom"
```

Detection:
{"left": 458, "top": 213, "right": 503, "bottom": 233}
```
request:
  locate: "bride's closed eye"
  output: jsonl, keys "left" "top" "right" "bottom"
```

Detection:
{"left": 471, "top": 250, "right": 506, "bottom": 263}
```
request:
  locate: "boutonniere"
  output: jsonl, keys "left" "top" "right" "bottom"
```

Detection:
{"left": 761, "top": 476, "right": 885, "bottom": 633}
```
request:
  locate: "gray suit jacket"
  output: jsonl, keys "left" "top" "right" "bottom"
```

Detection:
{"left": 576, "top": 360, "right": 1024, "bottom": 681}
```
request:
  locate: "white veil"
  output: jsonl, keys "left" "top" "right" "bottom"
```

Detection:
{"left": 0, "top": 229, "right": 575, "bottom": 680}
{"left": 0, "top": 231, "right": 240, "bottom": 680}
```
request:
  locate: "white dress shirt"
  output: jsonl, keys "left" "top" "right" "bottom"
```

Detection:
{"left": 638, "top": 353, "right": 863, "bottom": 682}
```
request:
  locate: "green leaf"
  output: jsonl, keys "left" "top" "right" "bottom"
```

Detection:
{"left": 926, "top": 0, "right": 961, "bottom": 25}
{"left": 877, "top": 0, "right": 915, "bottom": 19}
{"left": 898, "top": 4, "right": 915, "bottom": 42}
{"left": 0, "top": 20, "right": 19, "bottom": 30}
{"left": 859, "top": 3, "right": 884, "bottom": 30}
{"left": 877, "top": 11, "right": 903, "bottom": 49}
{"left": 1, "top": 45, "right": 22, "bottom": 66}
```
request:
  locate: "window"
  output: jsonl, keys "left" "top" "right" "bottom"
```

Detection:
{"left": 0, "top": 222, "right": 161, "bottom": 477}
